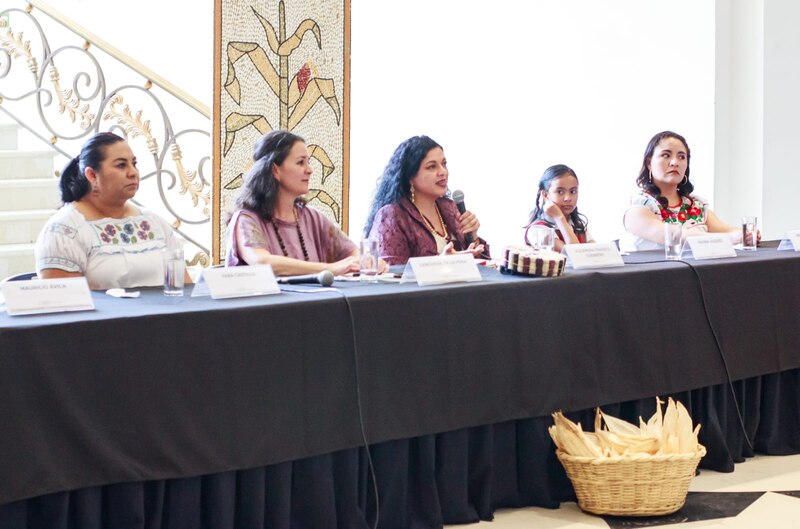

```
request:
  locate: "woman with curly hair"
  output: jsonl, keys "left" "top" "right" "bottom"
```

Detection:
{"left": 364, "top": 135, "right": 488, "bottom": 265}
{"left": 621, "top": 130, "right": 756, "bottom": 252}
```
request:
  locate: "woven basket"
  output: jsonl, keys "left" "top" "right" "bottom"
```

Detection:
{"left": 557, "top": 445, "right": 706, "bottom": 516}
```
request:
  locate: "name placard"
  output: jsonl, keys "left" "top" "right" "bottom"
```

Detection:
{"left": 564, "top": 242, "right": 624, "bottom": 269}
{"left": 777, "top": 230, "right": 800, "bottom": 251}
{"left": 2, "top": 277, "right": 94, "bottom": 316}
{"left": 686, "top": 235, "right": 737, "bottom": 260}
{"left": 200, "top": 265, "right": 281, "bottom": 299}
{"left": 407, "top": 254, "right": 482, "bottom": 286}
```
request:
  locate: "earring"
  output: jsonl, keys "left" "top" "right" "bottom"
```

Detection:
{"left": 410, "top": 184, "right": 416, "bottom": 203}
{"left": 648, "top": 170, "right": 653, "bottom": 183}
{"left": 681, "top": 175, "right": 688, "bottom": 185}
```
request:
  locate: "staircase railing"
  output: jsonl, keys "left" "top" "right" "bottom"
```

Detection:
{"left": 0, "top": 0, "right": 212, "bottom": 266}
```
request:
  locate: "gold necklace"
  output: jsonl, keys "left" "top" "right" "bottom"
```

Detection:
{"left": 414, "top": 201, "right": 449, "bottom": 239}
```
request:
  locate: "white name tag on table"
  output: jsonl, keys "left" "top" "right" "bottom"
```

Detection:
{"left": 564, "top": 242, "right": 624, "bottom": 269}
{"left": 777, "top": 230, "right": 800, "bottom": 251}
{"left": 686, "top": 235, "right": 737, "bottom": 260}
{"left": 405, "top": 254, "right": 482, "bottom": 286}
{"left": 2, "top": 277, "right": 94, "bottom": 316}
{"left": 199, "top": 265, "right": 281, "bottom": 299}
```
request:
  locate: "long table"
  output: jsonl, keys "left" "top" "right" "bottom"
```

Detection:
{"left": 2, "top": 245, "right": 800, "bottom": 528}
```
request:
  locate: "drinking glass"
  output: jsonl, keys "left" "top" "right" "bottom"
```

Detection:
{"left": 359, "top": 238, "right": 380, "bottom": 282}
{"left": 163, "top": 246, "right": 185, "bottom": 296}
{"left": 741, "top": 216, "right": 757, "bottom": 251}
{"left": 664, "top": 223, "right": 682, "bottom": 261}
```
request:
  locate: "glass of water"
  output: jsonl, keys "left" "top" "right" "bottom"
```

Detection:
{"left": 163, "top": 246, "right": 185, "bottom": 296}
{"left": 741, "top": 216, "right": 757, "bottom": 251}
{"left": 359, "top": 238, "right": 380, "bottom": 282}
{"left": 664, "top": 223, "right": 682, "bottom": 261}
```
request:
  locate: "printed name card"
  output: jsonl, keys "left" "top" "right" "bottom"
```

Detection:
{"left": 407, "top": 254, "right": 482, "bottom": 286}
{"left": 564, "top": 242, "right": 624, "bottom": 269}
{"left": 777, "top": 230, "right": 800, "bottom": 251}
{"left": 2, "top": 277, "right": 94, "bottom": 316}
{"left": 686, "top": 235, "right": 737, "bottom": 260}
{"left": 200, "top": 265, "right": 281, "bottom": 299}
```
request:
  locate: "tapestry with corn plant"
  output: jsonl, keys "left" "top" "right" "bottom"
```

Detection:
{"left": 213, "top": 0, "right": 349, "bottom": 262}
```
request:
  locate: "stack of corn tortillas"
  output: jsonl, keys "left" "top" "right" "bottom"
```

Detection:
{"left": 549, "top": 397, "right": 702, "bottom": 458}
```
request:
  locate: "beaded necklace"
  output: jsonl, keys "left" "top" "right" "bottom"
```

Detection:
{"left": 413, "top": 200, "right": 449, "bottom": 239}
{"left": 269, "top": 207, "right": 309, "bottom": 261}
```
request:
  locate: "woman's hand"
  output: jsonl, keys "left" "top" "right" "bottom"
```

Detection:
{"left": 442, "top": 241, "right": 486, "bottom": 258}
{"left": 326, "top": 256, "right": 360, "bottom": 276}
{"left": 377, "top": 258, "right": 389, "bottom": 273}
{"left": 458, "top": 210, "right": 480, "bottom": 240}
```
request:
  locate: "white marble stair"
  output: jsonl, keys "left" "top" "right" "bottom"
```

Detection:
{"left": 0, "top": 124, "right": 60, "bottom": 278}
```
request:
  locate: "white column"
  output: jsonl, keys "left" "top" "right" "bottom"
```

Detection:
{"left": 762, "top": 0, "right": 800, "bottom": 239}
{"left": 714, "top": 0, "right": 764, "bottom": 232}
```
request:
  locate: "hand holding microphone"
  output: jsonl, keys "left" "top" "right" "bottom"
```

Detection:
{"left": 452, "top": 189, "right": 479, "bottom": 245}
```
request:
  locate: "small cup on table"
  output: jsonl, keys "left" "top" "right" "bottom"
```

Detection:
{"left": 741, "top": 216, "right": 758, "bottom": 251}
{"left": 359, "top": 238, "right": 380, "bottom": 283}
{"left": 664, "top": 223, "right": 682, "bottom": 261}
{"left": 532, "top": 226, "right": 556, "bottom": 252}
{"left": 163, "top": 246, "right": 185, "bottom": 296}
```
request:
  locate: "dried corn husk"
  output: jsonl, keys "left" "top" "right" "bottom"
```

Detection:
{"left": 550, "top": 397, "right": 702, "bottom": 459}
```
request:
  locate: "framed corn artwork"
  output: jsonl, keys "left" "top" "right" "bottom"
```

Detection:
{"left": 213, "top": 0, "right": 351, "bottom": 263}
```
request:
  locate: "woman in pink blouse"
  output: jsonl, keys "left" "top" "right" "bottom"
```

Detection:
{"left": 364, "top": 135, "right": 489, "bottom": 265}
{"left": 226, "top": 130, "right": 365, "bottom": 276}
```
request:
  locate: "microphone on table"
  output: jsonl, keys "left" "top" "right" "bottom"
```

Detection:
{"left": 451, "top": 189, "right": 474, "bottom": 245}
{"left": 277, "top": 270, "right": 335, "bottom": 287}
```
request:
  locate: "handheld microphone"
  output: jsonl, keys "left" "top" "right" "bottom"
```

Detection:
{"left": 277, "top": 270, "right": 335, "bottom": 287}
{"left": 451, "top": 189, "right": 474, "bottom": 245}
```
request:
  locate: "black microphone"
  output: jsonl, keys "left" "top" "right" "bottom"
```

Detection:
{"left": 277, "top": 270, "right": 334, "bottom": 287}
{"left": 451, "top": 189, "right": 474, "bottom": 245}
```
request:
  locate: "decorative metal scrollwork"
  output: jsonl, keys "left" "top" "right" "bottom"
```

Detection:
{"left": 0, "top": 5, "right": 211, "bottom": 266}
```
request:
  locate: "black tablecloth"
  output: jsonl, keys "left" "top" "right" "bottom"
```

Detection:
{"left": 2, "top": 246, "right": 800, "bottom": 528}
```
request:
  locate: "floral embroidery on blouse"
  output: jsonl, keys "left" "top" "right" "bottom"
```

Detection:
{"left": 658, "top": 198, "right": 705, "bottom": 225}
{"left": 96, "top": 220, "right": 156, "bottom": 244}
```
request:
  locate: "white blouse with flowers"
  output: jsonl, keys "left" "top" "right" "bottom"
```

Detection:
{"left": 35, "top": 203, "right": 179, "bottom": 290}
{"left": 620, "top": 191, "right": 708, "bottom": 252}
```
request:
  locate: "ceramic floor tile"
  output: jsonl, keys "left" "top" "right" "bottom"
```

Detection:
{"left": 719, "top": 492, "right": 800, "bottom": 529}
{"left": 690, "top": 454, "right": 800, "bottom": 492}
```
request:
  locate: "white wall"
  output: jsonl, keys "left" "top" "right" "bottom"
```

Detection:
{"left": 42, "top": 0, "right": 213, "bottom": 108}
{"left": 762, "top": 0, "right": 800, "bottom": 239}
{"left": 350, "top": 0, "right": 716, "bottom": 248}
{"left": 31, "top": 0, "right": 800, "bottom": 245}
{"left": 714, "top": 0, "right": 763, "bottom": 234}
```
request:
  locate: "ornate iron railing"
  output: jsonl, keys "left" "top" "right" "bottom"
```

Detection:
{"left": 0, "top": 0, "right": 212, "bottom": 267}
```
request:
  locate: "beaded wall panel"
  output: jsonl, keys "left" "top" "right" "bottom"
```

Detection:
{"left": 213, "top": 0, "right": 350, "bottom": 262}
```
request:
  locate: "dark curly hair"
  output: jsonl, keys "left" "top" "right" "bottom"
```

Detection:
{"left": 525, "top": 164, "right": 587, "bottom": 236}
{"left": 363, "top": 135, "right": 443, "bottom": 236}
{"left": 59, "top": 132, "right": 126, "bottom": 203}
{"left": 636, "top": 131, "right": 694, "bottom": 208}
{"left": 229, "top": 130, "right": 306, "bottom": 222}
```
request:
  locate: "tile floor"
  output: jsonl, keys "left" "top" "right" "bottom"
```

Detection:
{"left": 448, "top": 454, "right": 800, "bottom": 528}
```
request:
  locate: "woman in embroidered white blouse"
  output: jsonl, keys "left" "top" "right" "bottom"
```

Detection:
{"left": 35, "top": 132, "right": 183, "bottom": 290}
{"left": 621, "top": 130, "right": 758, "bottom": 252}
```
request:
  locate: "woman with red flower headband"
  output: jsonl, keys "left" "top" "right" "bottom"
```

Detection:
{"left": 620, "top": 131, "right": 758, "bottom": 252}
